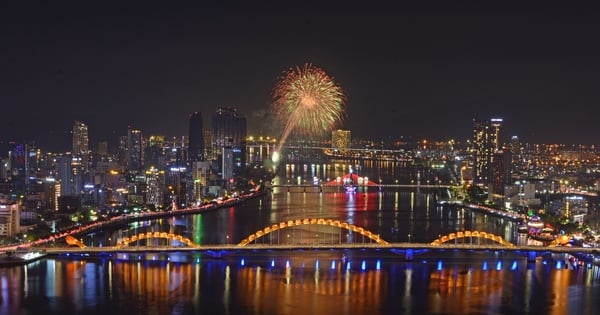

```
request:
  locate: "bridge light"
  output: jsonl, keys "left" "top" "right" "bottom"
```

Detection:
{"left": 511, "top": 261, "right": 518, "bottom": 270}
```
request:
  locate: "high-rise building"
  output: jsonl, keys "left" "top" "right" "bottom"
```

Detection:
{"left": 72, "top": 121, "right": 89, "bottom": 156}
{"left": 191, "top": 160, "right": 211, "bottom": 203}
{"left": 188, "top": 112, "right": 205, "bottom": 163}
{"left": 489, "top": 118, "right": 503, "bottom": 151}
{"left": 510, "top": 135, "right": 520, "bottom": 162}
{"left": 490, "top": 148, "right": 511, "bottom": 198}
{"left": 126, "top": 128, "right": 143, "bottom": 172}
{"left": 97, "top": 141, "right": 108, "bottom": 157}
{"left": 212, "top": 107, "right": 247, "bottom": 176}
{"left": 55, "top": 155, "right": 83, "bottom": 197}
{"left": 9, "top": 143, "right": 28, "bottom": 196}
{"left": 117, "top": 135, "right": 127, "bottom": 166}
{"left": 221, "top": 146, "right": 234, "bottom": 181}
{"left": 472, "top": 118, "right": 503, "bottom": 184}
{"left": 145, "top": 166, "right": 164, "bottom": 209}
{"left": 331, "top": 129, "right": 351, "bottom": 152}
{"left": 203, "top": 129, "right": 214, "bottom": 160}
{"left": 145, "top": 135, "right": 165, "bottom": 170}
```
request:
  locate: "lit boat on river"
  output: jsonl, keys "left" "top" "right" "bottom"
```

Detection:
{"left": 0, "top": 247, "right": 47, "bottom": 266}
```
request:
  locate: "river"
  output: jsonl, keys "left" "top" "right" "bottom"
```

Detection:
{"left": 1, "top": 160, "right": 600, "bottom": 314}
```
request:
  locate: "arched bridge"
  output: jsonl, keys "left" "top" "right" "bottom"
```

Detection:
{"left": 69, "top": 225, "right": 512, "bottom": 250}
{"left": 429, "top": 230, "right": 514, "bottom": 247}
{"left": 79, "top": 219, "right": 388, "bottom": 250}
{"left": 114, "top": 232, "right": 197, "bottom": 249}
{"left": 238, "top": 218, "right": 389, "bottom": 246}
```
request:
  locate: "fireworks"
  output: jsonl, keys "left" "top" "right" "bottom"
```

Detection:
{"left": 271, "top": 63, "right": 346, "bottom": 144}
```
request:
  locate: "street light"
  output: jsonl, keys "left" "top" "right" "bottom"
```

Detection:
{"left": 408, "top": 234, "right": 411, "bottom": 243}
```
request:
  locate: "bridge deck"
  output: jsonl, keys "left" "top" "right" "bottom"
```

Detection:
{"left": 37, "top": 243, "right": 600, "bottom": 256}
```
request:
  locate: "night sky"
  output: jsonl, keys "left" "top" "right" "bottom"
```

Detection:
{"left": 2, "top": 2, "right": 600, "bottom": 152}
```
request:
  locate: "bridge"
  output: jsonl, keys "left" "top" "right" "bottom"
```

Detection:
{"left": 39, "top": 242, "right": 600, "bottom": 263}
{"left": 36, "top": 218, "right": 600, "bottom": 263}
{"left": 268, "top": 184, "right": 453, "bottom": 193}
{"left": 238, "top": 218, "right": 389, "bottom": 246}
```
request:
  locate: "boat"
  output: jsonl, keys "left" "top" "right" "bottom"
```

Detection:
{"left": 0, "top": 247, "right": 47, "bottom": 267}
{"left": 344, "top": 170, "right": 359, "bottom": 193}
{"left": 345, "top": 185, "right": 357, "bottom": 193}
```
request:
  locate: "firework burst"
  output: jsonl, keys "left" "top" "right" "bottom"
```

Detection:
{"left": 271, "top": 63, "right": 346, "bottom": 148}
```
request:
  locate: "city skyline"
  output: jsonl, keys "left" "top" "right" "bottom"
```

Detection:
{"left": 3, "top": 3, "right": 600, "bottom": 152}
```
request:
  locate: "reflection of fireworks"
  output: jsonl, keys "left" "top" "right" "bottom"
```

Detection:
{"left": 272, "top": 63, "right": 346, "bottom": 148}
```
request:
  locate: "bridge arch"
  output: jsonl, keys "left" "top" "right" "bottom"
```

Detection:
{"left": 114, "top": 232, "right": 198, "bottom": 249}
{"left": 237, "top": 218, "right": 389, "bottom": 246}
{"left": 429, "top": 230, "right": 514, "bottom": 246}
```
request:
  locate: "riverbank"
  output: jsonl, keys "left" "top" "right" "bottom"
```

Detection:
{"left": 1, "top": 189, "right": 268, "bottom": 251}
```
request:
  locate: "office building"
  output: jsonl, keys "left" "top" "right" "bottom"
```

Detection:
{"left": 126, "top": 128, "right": 143, "bottom": 172}
{"left": 212, "top": 107, "right": 247, "bottom": 177}
{"left": 490, "top": 148, "right": 511, "bottom": 200}
{"left": 188, "top": 112, "right": 205, "bottom": 163}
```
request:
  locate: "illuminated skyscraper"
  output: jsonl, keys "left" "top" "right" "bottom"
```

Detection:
{"left": 72, "top": 120, "right": 89, "bottom": 170}
{"left": 211, "top": 107, "right": 246, "bottom": 176}
{"left": 489, "top": 118, "right": 503, "bottom": 151}
{"left": 472, "top": 118, "right": 503, "bottom": 184}
{"left": 72, "top": 121, "right": 89, "bottom": 156}
{"left": 126, "top": 128, "right": 143, "bottom": 172}
{"left": 331, "top": 129, "right": 351, "bottom": 152}
{"left": 188, "top": 112, "right": 205, "bottom": 163}
{"left": 145, "top": 166, "right": 164, "bottom": 208}
{"left": 8, "top": 143, "right": 33, "bottom": 195}
{"left": 510, "top": 135, "right": 520, "bottom": 162}
{"left": 55, "top": 155, "right": 82, "bottom": 197}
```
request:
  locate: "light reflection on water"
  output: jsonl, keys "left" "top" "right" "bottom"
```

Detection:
{"left": 2, "top": 250, "right": 599, "bottom": 315}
